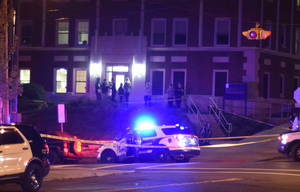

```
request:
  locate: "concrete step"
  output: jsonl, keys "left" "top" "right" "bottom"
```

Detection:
{"left": 187, "top": 114, "right": 228, "bottom": 138}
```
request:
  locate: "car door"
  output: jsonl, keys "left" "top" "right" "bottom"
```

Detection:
{"left": 0, "top": 128, "right": 32, "bottom": 176}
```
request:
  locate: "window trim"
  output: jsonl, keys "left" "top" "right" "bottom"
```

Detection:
{"left": 54, "top": 68, "right": 68, "bottom": 94}
{"left": 214, "top": 18, "right": 231, "bottom": 47}
{"left": 73, "top": 68, "right": 88, "bottom": 94}
{"left": 75, "top": 19, "right": 89, "bottom": 47}
{"left": 151, "top": 18, "right": 166, "bottom": 47}
{"left": 113, "top": 18, "right": 128, "bottom": 36}
{"left": 172, "top": 18, "right": 188, "bottom": 47}
{"left": 56, "top": 19, "right": 70, "bottom": 46}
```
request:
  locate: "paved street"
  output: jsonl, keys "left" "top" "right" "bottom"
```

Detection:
{"left": 2, "top": 123, "right": 299, "bottom": 192}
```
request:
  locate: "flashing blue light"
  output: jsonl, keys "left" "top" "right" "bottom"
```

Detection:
{"left": 180, "top": 126, "right": 185, "bottom": 130}
{"left": 136, "top": 122, "right": 154, "bottom": 130}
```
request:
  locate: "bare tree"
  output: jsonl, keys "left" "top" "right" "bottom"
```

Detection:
{"left": 0, "top": 0, "right": 22, "bottom": 123}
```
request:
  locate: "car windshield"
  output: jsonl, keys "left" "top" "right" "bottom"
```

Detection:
{"left": 161, "top": 127, "right": 192, "bottom": 135}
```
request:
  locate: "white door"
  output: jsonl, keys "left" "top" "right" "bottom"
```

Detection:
{"left": 0, "top": 128, "right": 32, "bottom": 176}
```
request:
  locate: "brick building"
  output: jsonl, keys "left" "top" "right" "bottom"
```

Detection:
{"left": 17, "top": 0, "right": 300, "bottom": 117}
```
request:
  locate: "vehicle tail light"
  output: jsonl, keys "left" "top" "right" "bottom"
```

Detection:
{"left": 63, "top": 142, "right": 68, "bottom": 153}
{"left": 44, "top": 143, "right": 49, "bottom": 154}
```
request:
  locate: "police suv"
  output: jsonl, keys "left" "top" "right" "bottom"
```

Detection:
{"left": 278, "top": 130, "right": 300, "bottom": 161}
{"left": 0, "top": 124, "right": 50, "bottom": 192}
{"left": 97, "top": 124, "right": 200, "bottom": 163}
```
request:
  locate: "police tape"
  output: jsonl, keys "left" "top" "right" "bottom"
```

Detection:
{"left": 40, "top": 133, "right": 279, "bottom": 149}
{"left": 198, "top": 134, "right": 279, "bottom": 140}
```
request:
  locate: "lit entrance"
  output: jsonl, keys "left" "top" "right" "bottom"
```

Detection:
{"left": 106, "top": 65, "right": 129, "bottom": 89}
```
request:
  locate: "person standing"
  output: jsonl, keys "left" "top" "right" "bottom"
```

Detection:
{"left": 118, "top": 83, "right": 124, "bottom": 103}
{"left": 174, "top": 83, "right": 184, "bottom": 109}
{"left": 292, "top": 112, "right": 299, "bottom": 131}
{"left": 166, "top": 84, "right": 174, "bottom": 108}
{"left": 111, "top": 77, "right": 117, "bottom": 102}
{"left": 144, "top": 82, "right": 151, "bottom": 106}
{"left": 101, "top": 79, "right": 109, "bottom": 99}
{"left": 124, "top": 77, "right": 131, "bottom": 106}
{"left": 95, "top": 77, "right": 101, "bottom": 101}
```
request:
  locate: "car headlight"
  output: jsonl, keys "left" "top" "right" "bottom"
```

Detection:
{"left": 280, "top": 134, "right": 288, "bottom": 145}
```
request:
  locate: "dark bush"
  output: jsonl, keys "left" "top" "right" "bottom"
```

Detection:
{"left": 21, "top": 83, "right": 46, "bottom": 100}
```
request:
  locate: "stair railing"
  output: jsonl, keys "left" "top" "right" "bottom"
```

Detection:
{"left": 186, "top": 97, "right": 206, "bottom": 128}
{"left": 208, "top": 97, "right": 232, "bottom": 136}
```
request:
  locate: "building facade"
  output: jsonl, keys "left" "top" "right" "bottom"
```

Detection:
{"left": 17, "top": 0, "right": 300, "bottom": 116}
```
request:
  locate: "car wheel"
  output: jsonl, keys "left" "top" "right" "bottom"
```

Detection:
{"left": 198, "top": 128, "right": 206, "bottom": 145}
{"left": 155, "top": 149, "right": 170, "bottom": 163}
{"left": 291, "top": 143, "right": 300, "bottom": 161}
{"left": 101, "top": 150, "right": 116, "bottom": 163}
{"left": 176, "top": 157, "right": 190, "bottom": 163}
{"left": 49, "top": 151, "right": 60, "bottom": 164}
{"left": 21, "top": 164, "right": 43, "bottom": 192}
{"left": 205, "top": 129, "right": 212, "bottom": 145}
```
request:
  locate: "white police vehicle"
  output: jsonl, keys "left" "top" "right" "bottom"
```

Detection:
{"left": 278, "top": 130, "right": 300, "bottom": 161}
{"left": 0, "top": 124, "right": 50, "bottom": 192}
{"left": 97, "top": 124, "right": 200, "bottom": 163}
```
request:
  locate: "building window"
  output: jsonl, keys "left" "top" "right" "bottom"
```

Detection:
{"left": 20, "top": 69, "right": 30, "bottom": 84}
{"left": 264, "top": 21, "right": 272, "bottom": 49}
{"left": 173, "top": 18, "right": 188, "bottom": 46}
{"left": 57, "top": 20, "right": 69, "bottom": 45}
{"left": 55, "top": 68, "right": 67, "bottom": 93}
{"left": 20, "top": 21, "right": 32, "bottom": 46}
{"left": 76, "top": 20, "right": 89, "bottom": 45}
{"left": 74, "top": 69, "right": 87, "bottom": 94}
{"left": 280, "top": 74, "right": 284, "bottom": 96}
{"left": 295, "top": 28, "right": 300, "bottom": 54}
{"left": 113, "top": 19, "right": 127, "bottom": 36}
{"left": 151, "top": 18, "right": 166, "bottom": 46}
{"left": 294, "top": 77, "right": 299, "bottom": 91}
{"left": 215, "top": 18, "right": 230, "bottom": 46}
{"left": 282, "top": 24, "right": 286, "bottom": 47}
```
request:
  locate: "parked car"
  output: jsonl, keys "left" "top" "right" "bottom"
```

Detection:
{"left": 0, "top": 124, "right": 50, "bottom": 192}
{"left": 97, "top": 124, "right": 200, "bottom": 163}
{"left": 278, "top": 130, "right": 300, "bottom": 161}
{"left": 45, "top": 131, "right": 83, "bottom": 164}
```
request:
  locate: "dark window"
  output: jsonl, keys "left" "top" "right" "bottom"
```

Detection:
{"left": 153, "top": 20, "right": 165, "bottom": 45}
{"left": 215, "top": 72, "right": 227, "bottom": 97}
{"left": 216, "top": 20, "right": 229, "bottom": 45}
{"left": 139, "top": 129, "right": 157, "bottom": 138}
{"left": 263, "top": 74, "right": 269, "bottom": 99}
{"left": 173, "top": 71, "right": 185, "bottom": 91}
{"left": 294, "top": 78, "right": 299, "bottom": 91}
{"left": 152, "top": 71, "right": 164, "bottom": 95}
{"left": 174, "top": 20, "right": 187, "bottom": 45}
{"left": 0, "top": 129, "right": 24, "bottom": 145}
{"left": 21, "top": 24, "right": 32, "bottom": 46}
{"left": 161, "top": 128, "right": 192, "bottom": 135}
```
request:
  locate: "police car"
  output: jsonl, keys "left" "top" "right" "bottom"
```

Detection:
{"left": 0, "top": 124, "right": 50, "bottom": 192}
{"left": 278, "top": 130, "right": 300, "bottom": 161}
{"left": 97, "top": 124, "right": 200, "bottom": 163}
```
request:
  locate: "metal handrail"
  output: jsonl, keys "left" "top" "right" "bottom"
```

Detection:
{"left": 186, "top": 97, "right": 205, "bottom": 127}
{"left": 208, "top": 97, "right": 232, "bottom": 135}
